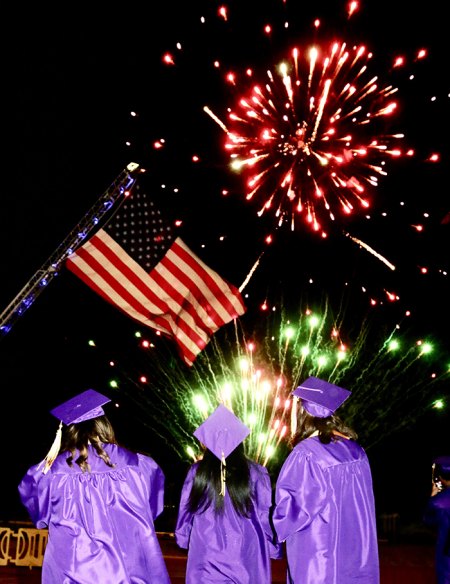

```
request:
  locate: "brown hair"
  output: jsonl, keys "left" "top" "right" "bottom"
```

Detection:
{"left": 290, "top": 403, "right": 358, "bottom": 447}
{"left": 60, "top": 415, "right": 117, "bottom": 472}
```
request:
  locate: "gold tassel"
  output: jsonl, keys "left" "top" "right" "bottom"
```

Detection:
{"left": 40, "top": 422, "right": 63, "bottom": 474}
{"left": 219, "top": 452, "right": 227, "bottom": 496}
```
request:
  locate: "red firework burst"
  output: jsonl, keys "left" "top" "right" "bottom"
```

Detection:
{"left": 220, "top": 42, "right": 404, "bottom": 235}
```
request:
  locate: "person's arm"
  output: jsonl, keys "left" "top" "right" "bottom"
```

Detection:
{"left": 252, "top": 465, "right": 283, "bottom": 559}
{"left": 17, "top": 463, "right": 52, "bottom": 529}
{"left": 273, "top": 448, "right": 326, "bottom": 542}
{"left": 430, "top": 481, "right": 442, "bottom": 497}
{"left": 423, "top": 478, "right": 447, "bottom": 527}
{"left": 174, "top": 466, "right": 196, "bottom": 549}
{"left": 137, "top": 454, "right": 166, "bottom": 519}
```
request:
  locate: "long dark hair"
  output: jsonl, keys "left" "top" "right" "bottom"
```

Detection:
{"left": 291, "top": 404, "right": 358, "bottom": 447}
{"left": 187, "top": 443, "right": 253, "bottom": 516}
{"left": 60, "top": 415, "right": 117, "bottom": 472}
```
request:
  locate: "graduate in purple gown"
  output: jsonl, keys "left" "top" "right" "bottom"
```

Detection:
{"left": 424, "top": 455, "right": 450, "bottom": 584}
{"left": 175, "top": 404, "right": 281, "bottom": 583}
{"left": 273, "top": 377, "right": 380, "bottom": 584}
{"left": 18, "top": 389, "right": 171, "bottom": 584}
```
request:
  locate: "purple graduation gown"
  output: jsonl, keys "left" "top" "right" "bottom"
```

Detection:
{"left": 175, "top": 461, "right": 281, "bottom": 583}
{"left": 273, "top": 436, "right": 380, "bottom": 584}
{"left": 18, "top": 443, "right": 171, "bottom": 584}
{"left": 423, "top": 487, "right": 450, "bottom": 584}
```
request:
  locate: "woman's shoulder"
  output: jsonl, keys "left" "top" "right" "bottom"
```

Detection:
{"left": 298, "top": 435, "right": 368, "bottom": 466}
{"left": 248, "top": 460, "right": 270, "bottom": 477}
{"left": 102, "top": 443, "right": 139, "bottom": 466}
{"left": 286, "top": 436, "right": 334, "bottom": 460}
{"left": 104, "top": 445, "right": 166, "bottom": 474}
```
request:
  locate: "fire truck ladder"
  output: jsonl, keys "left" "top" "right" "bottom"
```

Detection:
{"left": 0, "top": 162, "right": 140, "bottom": 336}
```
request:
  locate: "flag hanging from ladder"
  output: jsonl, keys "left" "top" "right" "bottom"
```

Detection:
{"left": 65, "top": 187, "right": 246, "bottom": 366}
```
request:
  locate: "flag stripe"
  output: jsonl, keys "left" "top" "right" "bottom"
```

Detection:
{"left": 66, "top": 231, "right": 211, "bottom": 362}
{"left": 67, "top": 250, "right": 201, "bottom": 367}
{"left": 90, "top": 231, "right": 225, "bottom": 342}
{"left": 164, "top": 238, "right": 246, "bottom": 324}
{"left": 67, "top": 238, "right": 172, "bottom": 334}
{"left": 66, "top": 229, "right": 245, "bottom": 365}
{"left": 151, "top": 246, "right": 239, "bottom": 333}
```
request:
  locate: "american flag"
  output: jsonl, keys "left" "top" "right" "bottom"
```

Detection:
{"left": 65, "top": 187, "right": 246, "bottom": 366}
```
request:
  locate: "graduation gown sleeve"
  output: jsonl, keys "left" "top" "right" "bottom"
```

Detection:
{"left": 273, "top": 448, "right": 327, "bottom": 542}
{"left": 252, "top": 464, "right": 283, "bottom": 559}
{"left": 137, "top": 452, "right": 165, "bottom": 520}
{"left": 18, "top": 461, "right": 52, "bottom": 529}
{"left": 174, "top": 464, "right": 196, "bottom": 549}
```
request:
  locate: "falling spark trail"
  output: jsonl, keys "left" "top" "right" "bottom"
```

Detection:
{"left": 239, "top": 252, "right": 265, "bottom": 292}
{"left": 345, "top": 232, "right": 396, "bottom": 270}
{"left": 204, "top": 105, "right": 229, "bottom": 133}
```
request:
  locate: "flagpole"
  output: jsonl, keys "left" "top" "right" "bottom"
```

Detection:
{"left": 0, "top": 162, "right": 140, "bottom": 336}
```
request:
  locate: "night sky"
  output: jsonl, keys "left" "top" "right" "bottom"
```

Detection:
{"left": 1, "top": 1, "right": 449, "bottom": 529}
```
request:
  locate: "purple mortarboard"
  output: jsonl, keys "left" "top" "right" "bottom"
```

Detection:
{"left": 50, "top": 389, "right": 111, "bottom": 425}
{"left": 434, "top": 456, "right": 450, "bottom": 474}
{"left": 193, "top": 404, "right": 250, "bottom": 461}
{"left": 41, "top": 389, "right": 111, "bottom": 475}
{"left": 292, "top": 376, "right": 351, "bottom": 418}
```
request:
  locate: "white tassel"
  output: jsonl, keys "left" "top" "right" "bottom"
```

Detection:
{"left": 219, "top": 452, "right": 227, "bottom": 496}
{"left": 40, "top": 422, "right": 63, "bottom": 474}
{"left": 291, "top": 398, "right": 298, "bottom": 437}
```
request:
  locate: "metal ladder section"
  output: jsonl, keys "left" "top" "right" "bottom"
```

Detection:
{"left": 0, "top": 162, "right": 140, "bottom": 336}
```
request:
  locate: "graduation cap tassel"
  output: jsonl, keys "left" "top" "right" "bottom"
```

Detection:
{"left": 40, "top": 421, "right": 63, "bottom": 475}
{"left": 219, "top": 452, "right": 227, "bottom": 496}
{"left": 290, "top": 397, "right": 298, "bottom": 437}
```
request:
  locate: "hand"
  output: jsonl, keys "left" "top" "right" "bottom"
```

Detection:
{"left": 431, "top": 481, "right": 442, "bottom": 496}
